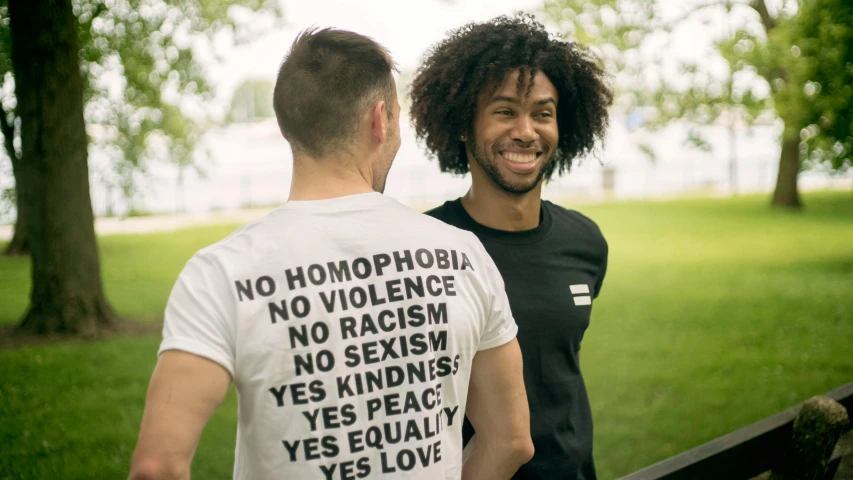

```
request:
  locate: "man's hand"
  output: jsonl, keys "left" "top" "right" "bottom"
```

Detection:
{"left": 462, "top": 338, "right": 534, "bottom": 480}
{"left": 128, "top": 350, "right": 231, "bottom": 480}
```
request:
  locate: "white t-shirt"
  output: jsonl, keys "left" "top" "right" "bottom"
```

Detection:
{"left": 159, "top": 192, "right": 517, "bottom": 480}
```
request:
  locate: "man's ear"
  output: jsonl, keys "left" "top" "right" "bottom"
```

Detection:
{"left": 371, "top": 101, "right": 387, "bottom": 143}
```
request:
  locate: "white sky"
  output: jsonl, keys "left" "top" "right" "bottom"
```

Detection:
{"left": 207, "top": 0, "right": 560, "bottom": 103}
{"left": 201, "top": 0, "right": 760, "bottom": 113}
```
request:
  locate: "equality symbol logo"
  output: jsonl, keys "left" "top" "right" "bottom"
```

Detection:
{"left": 570, "top": 284, "right": 591, "bottom": 306}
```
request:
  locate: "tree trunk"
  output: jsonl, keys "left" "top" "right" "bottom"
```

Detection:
{"left": 9, "top": 0, "right": 116, "bottom": 335}
{"left": 771, "top": 136, "right": 802, "bottom": 209}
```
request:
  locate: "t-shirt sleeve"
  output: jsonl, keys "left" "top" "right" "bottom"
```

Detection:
{"left": 592, "top": 239, "right": 609, "bottom": 299}
{"left": 158, "top": 251, "right": 236, "bottom": 378}
{"left": 473, "top": 241, "right": 518, "bottom": 351}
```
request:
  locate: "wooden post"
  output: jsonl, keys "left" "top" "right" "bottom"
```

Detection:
{"left": 769, "top": 396, "right": 851, "bottom": 480}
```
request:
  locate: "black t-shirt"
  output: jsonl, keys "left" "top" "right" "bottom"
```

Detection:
{"left": 425, "top": 198, "right": 608, "bottom": 480}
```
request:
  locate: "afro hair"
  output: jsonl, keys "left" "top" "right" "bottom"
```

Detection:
{"left": 409, "top": 13, "right": 613, "bottom": 178}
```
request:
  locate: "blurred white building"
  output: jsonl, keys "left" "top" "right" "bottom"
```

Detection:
{"left": 82, "top": 112, "right": 850, "bottom": 219}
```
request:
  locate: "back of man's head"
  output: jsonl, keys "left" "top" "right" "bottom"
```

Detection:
{"left": 273, "top": 28, "right": 397, "bottom": 158}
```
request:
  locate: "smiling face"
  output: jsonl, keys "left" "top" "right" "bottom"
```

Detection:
{"left": 467, "top": 69, "right": 559, "bottom": 195}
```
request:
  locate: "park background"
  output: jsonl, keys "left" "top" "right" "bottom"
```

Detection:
{"left": 1, "top": 0, "right": 851, "bottom": 479}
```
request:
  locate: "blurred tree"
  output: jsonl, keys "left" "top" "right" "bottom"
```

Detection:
{"left": 0, "top": 0, "right": 283, "bottom": 255}
{"left": 3, "top": 0, "right": 282, "bottom": 335}
{"left": 397, "top": 70, "right": 414, "bottom": 113}
{"left": 771, "top": 0, "right": 853, "bottom": 181}
{"left": 9, "top": 0, "right": 114, "bottom": 335}
{"left": 541, "top": 0, "right": 853, "bottom": 208}
{"left": 227, "top": 79, "right": 275, "bottom": 123}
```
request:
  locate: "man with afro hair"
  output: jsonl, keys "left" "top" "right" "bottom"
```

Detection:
{"left": 410, "top": 13, "right": 613, "bottom": 480}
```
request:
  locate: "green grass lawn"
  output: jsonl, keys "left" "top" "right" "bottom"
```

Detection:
{"left": 1, "top": 190, "right": 852, "bottom": 479}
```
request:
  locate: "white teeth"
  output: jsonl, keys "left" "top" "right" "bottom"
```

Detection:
{"left": 504, "top": 152, "right": 537, "bottom": 164}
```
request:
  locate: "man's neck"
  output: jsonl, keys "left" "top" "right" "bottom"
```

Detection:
{"left": 288, "top": 153, "right": 375, "bottom": 201}
{"left": 461, "top": 182, "right": 543, "bottom": 232}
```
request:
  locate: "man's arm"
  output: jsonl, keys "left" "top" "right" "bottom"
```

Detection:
{"left": 128, "top": 350, "right": 231, "bottom": 480}
{"left": 461, "top": 338, "right": 534, "bottom": 480}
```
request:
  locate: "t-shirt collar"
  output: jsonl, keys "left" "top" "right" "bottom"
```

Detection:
{"left": 450, "top": 198, "right": 553, "bottom": 245}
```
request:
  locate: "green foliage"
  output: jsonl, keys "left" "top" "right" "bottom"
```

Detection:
{"left": 771, "top": 0, "right": 852, "bottom": 170}
{"left": 1, "top": 191, "right": 852, "bottom": 478}
{"left": 541, "top": 0, "right": 853, "bottom": 172}
{"left": 716, "top": 0, "right": 853, "bottom": 165}
{"left": 227, "top": 79, "right": 275, "bottom": 123}
{"left": 0, "top": 3, "right": 10, "bottom": 79}
{"left": 637, "top": 142, "right": 657, "bottom": 163}
{"left": 684, "top": 127, "right": 713, "bottom": 152}
{"left": 0, "top": 0, "right": 284, "bottom": 202}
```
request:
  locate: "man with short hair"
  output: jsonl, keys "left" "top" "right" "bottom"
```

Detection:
{"left": 129, "top": 27, "right": 533, "bottom": 480}
{"left": 410, "top": 14, "right": 613, "bottom": 480}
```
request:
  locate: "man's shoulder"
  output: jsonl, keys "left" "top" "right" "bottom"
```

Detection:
{"left": 544, "top": 201, "right": 607, "bottom": 245}
{"left": 423, "top": 199, "right": 464, "bottom": 225}
{"left": 416, "top": 200, "right": 496, "bottom": 259}
{"left": 181, "top": 208, "right": 288, "bottom": 273}
{"left": 417, "top": 204, "right": 482, "bottom": 245}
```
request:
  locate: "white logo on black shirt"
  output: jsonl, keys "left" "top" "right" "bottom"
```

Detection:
{"left": 570, "top": 284, "right": 591, "bottom": 306}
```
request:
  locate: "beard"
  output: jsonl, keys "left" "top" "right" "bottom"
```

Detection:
{"left": 470, "top": 139, "right": 552, "bottom": 195}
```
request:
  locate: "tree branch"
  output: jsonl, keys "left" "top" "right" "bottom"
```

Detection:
{"left": 750, "top": 0, "right": 776, "bottom": 32}
{"left": 655, "top": 1, "right": 752, "bottom": 31}
{"left": 0, "top": 103, "right": 18, "bottom": 168}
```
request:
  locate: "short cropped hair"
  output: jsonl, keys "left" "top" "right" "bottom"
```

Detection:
{"left": 274, "top": 28, "right": 397, "bottom": 157}
{"left": 409, "top": 13, "right": 613, "bottom": 178}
